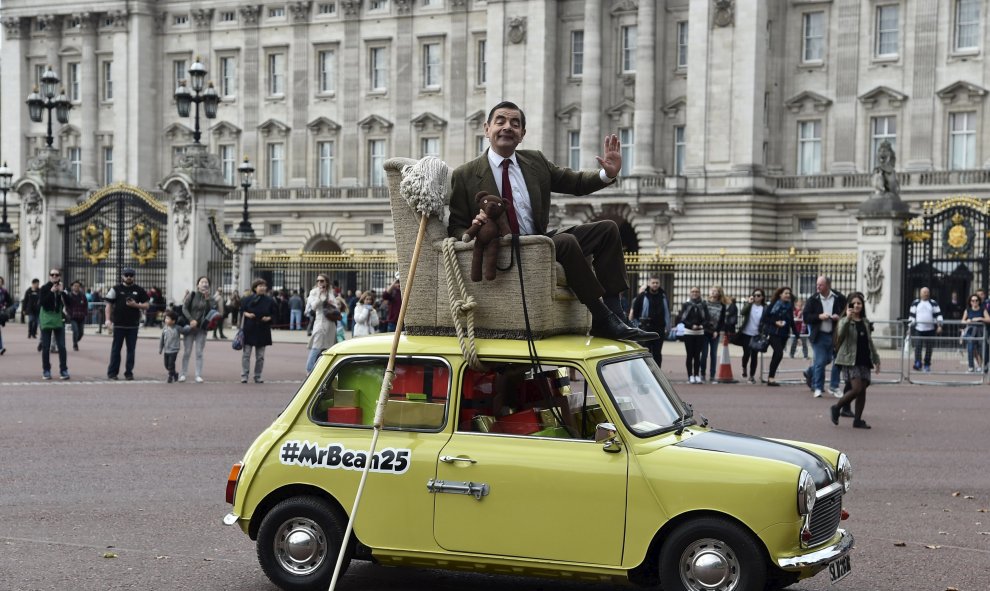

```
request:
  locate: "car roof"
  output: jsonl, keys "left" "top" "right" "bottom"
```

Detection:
{"left": 327, "top": 334, "right": 644, "bottom": 362}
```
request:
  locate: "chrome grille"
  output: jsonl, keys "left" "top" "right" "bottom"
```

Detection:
{"left": 808, "top": 487, "right": 843, "bottom": 546}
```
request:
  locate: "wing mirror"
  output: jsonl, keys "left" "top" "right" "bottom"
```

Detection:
{"left": 595, "top": 423, "right": 622, "bottom": 453}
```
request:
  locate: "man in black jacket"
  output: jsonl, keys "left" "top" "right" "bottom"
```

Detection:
{"left": 630, "top": 277, "right": 670, "bottom": 368}
{"left": 23, "top": 278, "right": 41, "bottom": 338}
{"left": 104, "top": 268, "right": 150, "bottom": 380}
{"left": 802, "top": 276, "right": 847, "bottom": 398}
{"left": 39, "top": 269, "right": 71, "bottom": 380}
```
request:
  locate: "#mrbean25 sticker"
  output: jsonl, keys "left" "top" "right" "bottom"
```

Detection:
{"left": 279, "top": 440, "right": 411, "bottom": 475}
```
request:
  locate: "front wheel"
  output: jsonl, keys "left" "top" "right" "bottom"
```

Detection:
{"left": 256, "top": 496, "right": 350, "bottom": 591}
{"left": 659, "top": 517, "right": 767, "bottom": 591}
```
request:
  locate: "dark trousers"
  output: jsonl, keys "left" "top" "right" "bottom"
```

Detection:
{"left": 163, "top": 352, "right": 178, "bottom": 378}
{"left": 643, "top": 331, "right": 665, "bottom": 368}
{"left": 699, "top": 333, "right": 720, "bottom": 379}
{"left": 41, "top": 327, "right": 67, "bottom": 373}
{"left": 108, "top": 326, "right": 139, "bottom": 377}
{"left": 913, "top": 328, "right": 936, "bottom": 365}
{"left": 28, "top": 313, "right": 38, "bottom": 337}
{"left": 550, "top": 220, "right": 628, "bottom": 306}
{"left": 683, "top": 334, "right": 705, "bottom": 377}
{"left": 767, "top": 335, "right": 787, "bottom": 378}
{"left": 70, "top": 318, "right": 85, "bottom": 346}
{"left": 740, "top": 334, "right": 759, "bottom": 377}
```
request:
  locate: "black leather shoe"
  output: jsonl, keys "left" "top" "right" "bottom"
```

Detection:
{"left": 603, "top": 297, "right": 634, "bottom": 327}
{"left": 590, "top": 312, "right": 660, "bottom": 342}
{"left": 853, "top": 419, "right": 871, "bottom": 429}
{"left": 830, "top": 405, "right": 840, "bottom": 425}
{"left": 839, "top": 407, "right": 854, "bottom": 418}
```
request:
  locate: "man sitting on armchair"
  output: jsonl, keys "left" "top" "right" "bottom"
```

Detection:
{"left": 447, "top": 101, "right": 658, "bottom": 343}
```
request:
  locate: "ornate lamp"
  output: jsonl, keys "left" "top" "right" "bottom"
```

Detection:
{"left": 0, "top": 161, "right": 13, "bottom": 234}
{"left": 236, "top": 157, "right": 255, "bottom": 235}
{"left": 173, "top": 57, "right": 218, "bottom": 144}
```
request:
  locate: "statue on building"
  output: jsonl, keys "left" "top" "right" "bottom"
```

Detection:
{"left": 859, "top": 140, "right": 910, "bottom": 215}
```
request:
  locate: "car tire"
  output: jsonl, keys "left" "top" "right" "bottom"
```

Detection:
{"left": 257, "top": 496, "right": 350, "bottom": 591}
{"left": 659, "top": 517, "right": 767, "bottom": 591}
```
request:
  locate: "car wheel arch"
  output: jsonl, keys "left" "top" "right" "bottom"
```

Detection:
{"left": 628, "top": 509, "right": 772, "bottom": 587}
{"left": 248, "top": 484, "right": 353, "bottom": 546}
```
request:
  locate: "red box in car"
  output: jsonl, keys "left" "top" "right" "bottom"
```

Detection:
{"left": 327, "top": 406, "right": 362, "bottom": 424}
{"left": 392, "top": 364, "right": 449, "bottom": 400}
{"left": 492, "top": 408, "right": 540, "bottom": 435}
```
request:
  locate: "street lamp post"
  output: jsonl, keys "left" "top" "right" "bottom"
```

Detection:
{"left": 174, "top": 57, "right": 219, "bottom": 144}
{"left": 26, "top": 66, "right": 72, "bottom": 148}
{"left": 236, "top": 158, "right": 255, "bottom": 236}
{"left": 0, "top": 162, "right": 13, "bottom": 235}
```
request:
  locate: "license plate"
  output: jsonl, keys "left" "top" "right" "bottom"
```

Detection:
{"left": 828, "top": 554, "right": 851, "bottom": 584}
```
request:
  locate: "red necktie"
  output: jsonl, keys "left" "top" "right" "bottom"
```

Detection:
{"left": 501, "top": 159, "right": 520, "bottom": 234}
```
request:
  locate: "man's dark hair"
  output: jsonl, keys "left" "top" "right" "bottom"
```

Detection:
{"left": 487, "top": 101, "right": 526, "bottom": 129}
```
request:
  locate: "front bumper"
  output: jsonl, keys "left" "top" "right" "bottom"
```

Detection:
{"left": 776, "top": 529, "right": 854, "bottom": 570}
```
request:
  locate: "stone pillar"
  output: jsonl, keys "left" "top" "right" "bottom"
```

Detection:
{"left": 78, "top": 13, "right": 99, "bottom": 188}
{"left": 905, "top": 0, "right": 938, "bottom": 172}
{"left": 0, "top": 234, "right": 15, "bottom": 286}
{"left": 579, "top": 0, "right": 602, "bottom": 168}
{"left": 632, "top": 0, "right": 658, "bottom": 176}
{"left": 231, "top": 234, "right": 261, "bottom": 296}
{"left": 829, "top": 0, "right": 861, "bottom": 173}
{"left": 856, "top": 213, "right": 911, "bottom": 332}
{"left": 160, "top": 145, "right": 234, "bottom": 304}
{"left": 339, "top": 8, "right": 361, "bottom": 186}
{"left": 1, "top": 17, "right": 27, "bottom": 172}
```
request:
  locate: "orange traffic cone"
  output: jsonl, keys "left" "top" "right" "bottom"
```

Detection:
{"left": 716, "top": 333, "right": 737, "bottom": 383}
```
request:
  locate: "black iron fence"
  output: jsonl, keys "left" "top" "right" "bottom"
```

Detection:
{"left": 250, "top": 251, "right": 398, "bottom": 297}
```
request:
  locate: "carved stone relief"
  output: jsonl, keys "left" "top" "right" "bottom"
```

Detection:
{"left": 863, "top": 251, "right": 885, "bottom": 313}
{"left": 508, "top": 17, "right": 527, "bottom": 44}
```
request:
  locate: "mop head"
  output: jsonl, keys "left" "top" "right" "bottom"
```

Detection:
{"left": 399, "top": 156, "right": 449, "bottom": 218}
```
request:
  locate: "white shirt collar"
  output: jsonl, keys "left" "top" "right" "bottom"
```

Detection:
{"left": 487, "top": 149, "right": 517, "bottom": 170}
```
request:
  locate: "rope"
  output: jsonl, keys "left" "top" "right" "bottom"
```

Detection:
{"left": 441, "top": 237, "right": 483, "bottom": 371}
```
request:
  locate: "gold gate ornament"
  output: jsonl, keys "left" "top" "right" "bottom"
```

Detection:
{"left": 80, "top": 222, "right": 112, "bottom": 265}
{"left": 943, "top": 212, "right": 973, "bottom": 258}
{"left": 129, "top": 221, "right": 160, "bottom": 265}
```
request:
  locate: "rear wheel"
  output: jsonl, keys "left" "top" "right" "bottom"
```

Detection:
{"left": 659, "top": 517, "right": 767, "bottom": 591}
{"left": 257, "top": 496, "right": 350, "bottom": 591}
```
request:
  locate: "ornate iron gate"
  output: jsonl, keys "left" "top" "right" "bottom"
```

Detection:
{"left": 207, "top": 216, "right": 234, "bottom": 292}
{"left": 903, "top": 196, "right": 990, "bottom": 319}
{"left": 63, "top": 184, "right": 169, "bottom": 297}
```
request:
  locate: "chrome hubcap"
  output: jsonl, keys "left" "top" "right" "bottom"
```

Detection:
{"left": 273, "top": 517, "right": 328, "bottom": 576}
{"left": 679, "top": 537, "right": 740, "bottom": 591}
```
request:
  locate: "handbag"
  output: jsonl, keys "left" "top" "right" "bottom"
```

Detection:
{"left": 748, "top": 333, "right": 770, "bottom": 353}
{"left": 40, "top": 306, "right": 65, "bottom": 330}
{"left": 231, "top": 329, "right": 244, "bottom": 351}
{"left": 323, "top": 299, "right": 342, "bottom": 322}
{"left": 730, "top": 332, "right": 745, "bottom": 347}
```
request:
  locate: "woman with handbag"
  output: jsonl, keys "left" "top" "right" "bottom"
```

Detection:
{"left": 830, "top": 292, "right": 880, "bottom": 429}
{"left": 39, "top": 269, "right": 71, "bottom": 380}
{"left": 305, "top": 274, "right": 340, "bottom": 372}
{"left": 678, "top": 287, "right": 710, "bottom": 384}
{"left": 764, "top": 286, "right": 796, "bottom": 386}
{"left": 241, "top": 278, "right": 277, "bottom": 384}
{"left": 738, "top": 289, "right": 767, "bottom": 383}
{"left": 180, "top": 276, "right": 217, "bottom": 383}
{"left": 352, "top": 290, "right": 379, "bottom": 338}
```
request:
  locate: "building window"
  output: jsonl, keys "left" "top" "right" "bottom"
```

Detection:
{"left": 268, "top": 142, "right": 286, "bottom": 188}
{"left": 476, "top": 135, "right": 486, "bottom": 155}
{"left": 368, "top": 221, "right": 384, "bottom": 235}
{"left": 68, "top": 17, "right": 81, "bottom": 28}
{"left": 219, "top": 11, "right": 237, "bottom": 22}
{"left": 370, "top": 47, "right": 387, "bottom": 92}
{"left": 621, "top": 25, "right": 637, "bottom": 73}
{"left": 268, "top": 223, "right": 283, "bottom": 235}
{"left": 870, "top": 116, "right": 897, "bottom": 169}
{"left": 421, "top": 137, "right": 440, "bottom": 158}
{"left": 318, "top": 49, "right": 336, "bottom": 94}
{"left": 370, "top": 0, "right": 388, "bottom": 11}
{"left": 797, "top": 120, "right": 822, "bottom": 175}
{"left": 173, "top": 15, "right": 189, "bottom": 25}
{"left": 802, "top": 12, "right": 825, "bottom": 63}
{"left": 674, "top": 125, "right": 686, "bottom": 176}
{"left": 173, "top": 59, "right": 188, "bottom": 90}
{"left": 219, "top": 56, "right": 236, "bottom": 98}
{"left": 568, "top": 131, "right": 581, "bottom": 170}
{"left": 269, "top": 6, "right": 286, "bottom": 18}
{"left": 268, "top": 52, "right": 286, "bottom": 96}
{"left": 619, "top": 128, "right": 634, "bottom": 176}
{"left": 676, "top": 21, "right": 689, "bottom": 69}
{"left": 103, "top": 147, "right": 113, "bottom": 184}
{"left": 571, "top": 30, "right": 584, "bottom": 77}
{"left": 369, "top": 139, "right": 386, "bottom": 186}
{"left": 219, "top": 145, "right": 236, "bottom": 185}
{"left": 477, "top": 39, "right": 487, "bottom": 86}
{"left": 949, "top": 111, "right": 976, "bottom": 170}
{"left": 875, "top": 5, "right": 899, "bottom": 57}
{"left": 102, "top": 61, "right": 113, "bottom": 101}
{"left": 423, "top": 43, "right": 442, "bottom": 89}
{"left": 68, "top": 147, "right": 82, "bottom": 182}
{"left": 798, "top": 218, "right": 818, "bottom": 232}
{"left": 67, "top": 63, "right": 80, "bottom": 102}
{"left": 954, "top": 0, "right": 980, "bottom": 51}
{"left": 318, "top": 3, "right": 336, "bottom": 15}
{"left": 317, "top": 141, "right": 335, "bottom": 187}
{"left": 172, "top": 146, "right": 186, "bottom": 167}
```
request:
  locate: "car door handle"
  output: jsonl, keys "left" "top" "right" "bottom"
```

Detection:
{"left": 440, "top": 455, "right": 477, "bottom": 464}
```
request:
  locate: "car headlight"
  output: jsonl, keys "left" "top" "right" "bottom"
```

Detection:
{"left": 836, "top": 453, "right": 852, "bottom": 493}
{"left": 797, "top": 470, "right": 816, "bottom": 516}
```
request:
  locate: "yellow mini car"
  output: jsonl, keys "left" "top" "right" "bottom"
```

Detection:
{"left": 224, "top": 335, "right": 853, "bottom": 591}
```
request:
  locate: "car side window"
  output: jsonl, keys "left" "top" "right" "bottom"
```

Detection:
{"left": 457, "top": 362, "right": 606, "bottom": 440}
{"left": 311, "top": 357, "right": 449, "bottom": 431}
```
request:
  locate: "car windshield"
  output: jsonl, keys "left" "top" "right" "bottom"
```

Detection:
{"left": 598, "top": 354, "right": 689, "bottom": 437}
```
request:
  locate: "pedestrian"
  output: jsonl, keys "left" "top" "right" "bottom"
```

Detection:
{"left": 789, "top": 298, "right": 809, "bottom": 359}
{"left": 240, "top": 278, "right": 276, "bottom": 384}
{"left": 23, "top": 278, "right": 41, "bottom": 339}
{"left": 382, "top": 277, "right": 402, "bottom": 332}
{"left": 764, "top": 286, "right": 796, "bottom": 387}
{"left": 212, "top": 287, "right": 227, "bottom": 339}
{"left": 699, "top": 286, "right": 727, "bottom": 383}
{"left": 306, "top": 274, "right": 340, "bottom": 372}
{"left": 803, "top": 276, "right": 846, "bottom": 398}
{"left": 334, "top": 290, "right": 349, "bottom": 341}
{"left": 961, "top": 293, "right": 989, "bottom": 372}
{"left": 39, "top": 269, "right": 71, "bottom": 380}
{"left": 179, "top": 275, "right": 216, "bottom": 383}
{"left": 629, "top": 277, "right": 670, "bottom": 369}
{"left": 738, "top": 288, "right": 767, "bottom": 384}
{"left": 66, "top": 280, "right": 88, "bottom": 351}
{"left": 352, "top": 290, "right": 379, "bottom": 337}
{"left": 288, "top": 290, "right": 304, "bottom": 330}
{"left": 0, "top": 276, "right": 13, "bottom": 356}
{"left": 104, "top": 267, "right": 150, "bottom": 380}
{"left": 226, "top": 290, "right": 241, "bottom": 329}
{"left": 346, "top": 289, "right": 359, "bottom": 332}
{"left": 908, "top": 286, "right": 943, "bottom": 373}
{"left": 830, "top": 292, "right": 880, "bottom": 429}
{"left": 678, "top": 287, "right": 710, "bottom": 384}
{"left": 159, "top": 310, "right": 188, "bottom": 383}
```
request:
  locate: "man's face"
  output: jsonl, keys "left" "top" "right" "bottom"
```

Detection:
{"left": 648, "top": 279, "right": 660, "bottom": 292}
{"left": 484, "top": 108, "right": 526, "bottom": 157}
{"left": 920, "top": 287, "right": 930, "bottom": 300}
{"left": 71, "top": 283, "right": 81, "bottom": 293}
{"left": 816, "top": 278, "right": 829, "bottom": 296}
{"left": 122, "top": 273, "right": 135, "bottom": 285}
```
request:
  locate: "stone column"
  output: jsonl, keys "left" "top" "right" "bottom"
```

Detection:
{"left": 127, "top": 7, "right": 158, "bottom": 187}
{"left": 1, "top": 17, "right": 27, "bottom": 171}
{"left": 829, "top": 0, "right": 861, "bottom": 173}
{"left": 290, "top": 3, "right": 311, "bottom": 186}
{"left": 15, "top": 149, "right": 85, "bottom": 278}
{"left": 339, "top": 7, "right": 361, "bottom": 186}
{"left": 632, "top": 0, "right": 658, "bottom": 176}
{"left": 78, "top": 13, "right": 99, "bottom": 188}
{"left": 905, "top": 0, "right": 938, "bottom": 172}
{"left": 231, "top": 233, "right": 261, "bottom": 296}
{"left": 856, "top": 212, "right": 912, "bottom": 333}
{"left": 579, "top": 0, "right": 602, "bottom": 168}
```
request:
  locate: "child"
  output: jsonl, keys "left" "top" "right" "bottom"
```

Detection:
{"left": 159, "top": 310, "right": 188, "bottom": 383}
{"left": 789, "top": 298, "right": 809, "bottom": 359}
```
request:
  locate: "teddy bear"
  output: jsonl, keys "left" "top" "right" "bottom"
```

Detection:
{"left": 461, "top": 191, "right": 512, "bottom": 282}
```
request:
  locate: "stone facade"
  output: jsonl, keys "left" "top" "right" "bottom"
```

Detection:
{"left": 1, "top": 0, "right": 989, "bottom": 258}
